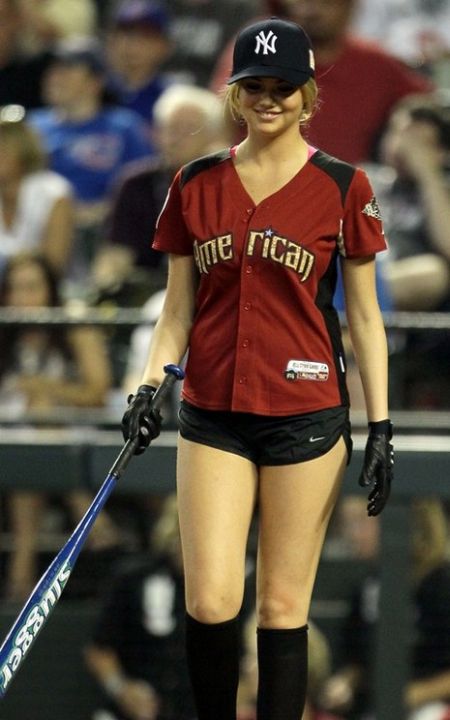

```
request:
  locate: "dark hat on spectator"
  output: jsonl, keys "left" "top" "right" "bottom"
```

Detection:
{"left": 228, "top": 17, "right": 315, "bottom": 87}
{"left": 113, "top": 0, "right": 170, "bottom": 35}
{"left": 53, "top": 38, "right": 105, "bottom": 75}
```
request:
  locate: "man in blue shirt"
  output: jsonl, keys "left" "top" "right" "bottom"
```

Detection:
{"left": 29, "top": 38, "right": 154, "bottom": 286}
{"left": 30, "top": 38, "right": 154, "bottom": 212}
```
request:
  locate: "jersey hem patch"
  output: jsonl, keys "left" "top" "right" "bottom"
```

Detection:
{"left": 284, "top": 359, "right": 329, "bottom": 382}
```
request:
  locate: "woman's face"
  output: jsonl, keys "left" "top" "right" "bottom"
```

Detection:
{"left": 5, "top": 262, "right": 51, "bottom": 308}
{"left": 155, "top": 104, "right": 220, "bottom": 169}
{"left": 43, "top": 63, "right": 100, "bottom": 109}
{"left": 107, "top": 27, "right": 170, "bottom": 77}
{"left": 237, "top": 77, "right": 304, "bottom": 137}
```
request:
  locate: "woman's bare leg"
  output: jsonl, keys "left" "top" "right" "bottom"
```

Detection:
{"left": 177, "top": 437, "right": 258, "bottom": 720}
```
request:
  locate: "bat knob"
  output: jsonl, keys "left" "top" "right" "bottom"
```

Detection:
{"left": 163, "top": 363, "right": 185, "bottom": 380}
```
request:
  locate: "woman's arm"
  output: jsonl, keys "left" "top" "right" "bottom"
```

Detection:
{"left": 41, "top": 196, "right": 74, "bottom": 276}
{"left": 405, "top": 670, "right": 450, "bottom": 709}
{"left": 394, "top": 121, "right": 450, "bottom": 262}
{"left": 140, "top": 254, "right": 198, "bottom": 388}
{"left": 46, "top": 328, "right": 112, "bottom": 407}
{"left": 341, "top": 256, "right": 389, "bottom": 422}
{"left": 84, "top": 644, "right": 160, "bottom": 719}
{"left": 17, "top": 328, "right": 112, "bottom": 408}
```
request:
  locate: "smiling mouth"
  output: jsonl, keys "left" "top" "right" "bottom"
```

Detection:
{"left": 256, "top": 110, "right": 281, "bottom": 120}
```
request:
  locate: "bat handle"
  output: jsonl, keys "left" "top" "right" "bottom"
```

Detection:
{"left": 111, "top": 363, "right": 185, "bottom": 477}
{"left": 153, "top": 363, "right": 185, "bottom": 412}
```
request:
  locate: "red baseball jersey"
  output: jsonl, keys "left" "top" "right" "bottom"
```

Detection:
{"left": 153, "top": 147, "right": 387, "bottom": 415}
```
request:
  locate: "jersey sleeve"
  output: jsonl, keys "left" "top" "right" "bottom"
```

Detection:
{"left": 340, "top": 168, "right": 387, "bottom": 258}
{"left": 152, "top": 170, "right": 193, "bottom": 255}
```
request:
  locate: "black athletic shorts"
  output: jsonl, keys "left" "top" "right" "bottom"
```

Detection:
{"left": 178, "top": 400, "right": 352, "bottom": 467}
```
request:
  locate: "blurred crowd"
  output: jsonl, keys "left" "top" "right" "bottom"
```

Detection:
{"left": 0, "top": 1, "right": 449, "bottom": 718}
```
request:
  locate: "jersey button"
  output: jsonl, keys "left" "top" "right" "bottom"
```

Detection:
{"left": 244, "top": 302, "right": 252, "bottom": 310}
{"left": 245, "top": 265, "right": 253, "bottom": 274}
{"left": 242, "top": 339, "right": 249, "bottom": 348}
{"left": 239, "top": 376, "right": 247, "bottom": 384}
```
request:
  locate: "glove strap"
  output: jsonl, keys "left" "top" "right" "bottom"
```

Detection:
{"left": 368, "top": 419, "right": 393, "bottom": 439}
{"left": 136, "top": 384, "right": 157, "bottom": 397}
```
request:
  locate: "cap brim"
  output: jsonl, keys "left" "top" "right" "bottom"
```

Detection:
{"left": 227, "top": 65, "right": 312, "bottom": 86}
{"left": 53, "top": 55, "right": 105, "bottom": 74}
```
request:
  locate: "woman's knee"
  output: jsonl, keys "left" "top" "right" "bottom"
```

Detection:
{"left": 257, "top": 587, "right": 308, "bottom": 628}
{"left": 186, "top": 587, "right": 243, "bottom": 624}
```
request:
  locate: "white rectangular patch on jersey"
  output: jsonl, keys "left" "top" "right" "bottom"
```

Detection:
{"left": 284, "top": 360, "right": 329, "bottom": 382}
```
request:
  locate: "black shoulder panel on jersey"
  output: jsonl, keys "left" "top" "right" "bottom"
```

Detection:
{"left": 180, "top": 148, "right": 231, "bottom": 190}
{"left": 309, "top": 150, "right": 356, "bottom": 206}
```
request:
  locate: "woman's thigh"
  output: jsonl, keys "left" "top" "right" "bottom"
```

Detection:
{"left": 257, "top": 437, "right": 348, "bottom": 627}
{"left": 177, "top": 436, "right": 258, "bottom": 621}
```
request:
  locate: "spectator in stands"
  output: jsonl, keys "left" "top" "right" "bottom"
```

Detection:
{"left": 28, "top": 37, "right": 153, "bottom": 287}
{"left": 211, "top": 0, "right": 435, "bottom": 163}
{"left": 18, "top": 0, "right": 98, "bottom": 56}
{"left": 89, "top": 82, "right": 229, "bottom": 392}
{"left": 85, "top": 493, "right": 197, "bottom": 720}
{"left": 0, "top": 104, "right": 74, "bottom": 278}
{"left": 162, "top": 0, "right": 260, "bottom": 87}
{"left": 0, "top": 251, "right": 119, "bottom": 601}
{"left": 105, "top": 0, "right": 174, "bottom": 126}
{"left": 352, "top": 0, "right": 450, "bottom": 79}
{"left": 366, "top": 93, "right": 450, "bottom": 409}
{"left": 92, "top": 83, "right": 230, "bottom": 301}
{"left": 318, "top": 496, "right": 450, "bottom": 719}
{"left": 90, "top": 83, "right": 230, "bottom": 393}
{"left": 366, "top": 93, "right": 450, "bottom": 312}
{"left": 0, "top": 0, "right": 54, "bottom": 109}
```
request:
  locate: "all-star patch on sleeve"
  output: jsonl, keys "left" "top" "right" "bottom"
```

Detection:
{"left": 152, "top": 169, "right": 192, "bottom": 255}
{"left": 339, "top": 168, "right": 387, "bottom": 258}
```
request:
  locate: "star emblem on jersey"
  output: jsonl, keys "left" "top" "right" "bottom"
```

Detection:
{"left": 264, "top": 227, "right": 274, "bottom": 237}
{"left": 362, "top": 196, "right": 382, "bottom": 220}
{"left": 254, "top": 29, "right": 277, "bottom": 55}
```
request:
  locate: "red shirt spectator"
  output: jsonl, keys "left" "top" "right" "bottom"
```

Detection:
{"left": 305, "top": 36, "right": 433, "bottom": 163}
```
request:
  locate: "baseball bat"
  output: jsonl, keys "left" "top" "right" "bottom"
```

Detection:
{"left": 0, "top": 363, "right": 185, "bottom": 698}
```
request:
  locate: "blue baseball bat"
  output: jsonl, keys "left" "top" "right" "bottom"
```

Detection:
{"left": 0, "top": 363, "right": 185, "bottom": 698}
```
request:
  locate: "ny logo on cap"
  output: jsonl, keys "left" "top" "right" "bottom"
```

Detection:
{"left": 254, "top": 30, "right": 277, "bottom": 55}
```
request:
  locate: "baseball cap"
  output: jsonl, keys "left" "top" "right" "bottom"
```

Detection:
{"left": 228, "top": 17, "right": 315, "bottom": 87}
{"left": 52, "top": 38, "right": 105, "bottom": 75}
{"left": 113, "top": 0, "right": 170, "bottom": 34}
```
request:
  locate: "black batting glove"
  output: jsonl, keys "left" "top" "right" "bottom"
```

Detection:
{"left": 121, "top": 384, "right": 162, "bottom": 455}
{"left": 359, "top": 419, "right": 394, "bottom": 517}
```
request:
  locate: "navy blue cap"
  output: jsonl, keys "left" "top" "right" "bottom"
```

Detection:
{"left": 228, "top": 17, "right": 315, "bottom": 87}
{"left": 113, "top": 0, "right": 170, "bottom": 34}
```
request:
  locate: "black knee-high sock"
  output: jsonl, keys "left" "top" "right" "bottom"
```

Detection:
{"left": 185, "top": 612, "right": 240, "bottom": 720}
{"left": 257, "top": 624, "right": 308, "bottom": 720}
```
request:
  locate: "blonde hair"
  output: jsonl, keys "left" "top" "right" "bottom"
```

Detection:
{"left": 0, "top": 107, "right": 46, "bottom": 174}
{"left": 223, "top": 77, "right": 319, "bottom": 127}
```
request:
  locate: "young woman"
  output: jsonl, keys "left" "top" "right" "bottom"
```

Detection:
{"left": 122, "top": 17, "right": 394, "bottom": 720}
{"left": 0, "top": 105, "right": 74, "bottom": 278}
{"left": 0, "top": 251, "right": 117, "bottom": 600}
